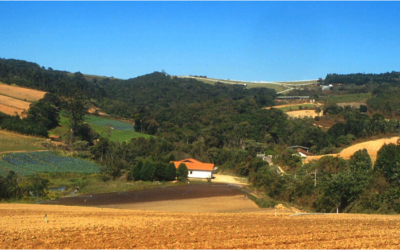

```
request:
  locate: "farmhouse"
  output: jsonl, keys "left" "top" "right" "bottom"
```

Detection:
{"left": 288, "top": 146, "right": 314, "bottom": 157}
{"left": 172, "top": 158, "right": 215, "bottom": 179}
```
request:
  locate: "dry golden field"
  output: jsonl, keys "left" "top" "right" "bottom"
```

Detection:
{"left": 0, "top": 95, "right": 31, "bottom": 110}
{"left": 0, "top": 83, "right": 46, "bottom": 102}
{"left": 305, "top": 136, "right": 399, "bottom": 163}
{"left": 1, "top": 203, "right": 400, "bottom": 249}
{"left": 0, "top": 83, "right": 46, "bottom": 117}
{"left": 0, "top": 103, "right": 25, "bottom": 117}
{"left": 286, "top": 110, "right": 320, "bottom": 118}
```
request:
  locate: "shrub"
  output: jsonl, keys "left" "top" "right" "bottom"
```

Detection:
{"left": 140, "top": 161, "right": 155, "bottom": 181}
{"left": 164, "top": 163, "right": 176, "bottom": 181}
{"left": 176, "top": 163, "right": 188, "bottom": 182}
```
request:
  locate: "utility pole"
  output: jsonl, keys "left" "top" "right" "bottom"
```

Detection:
{"left": 314, "top": 169, "right": 317, "bottom": 187}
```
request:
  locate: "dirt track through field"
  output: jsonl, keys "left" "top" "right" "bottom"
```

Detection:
{"left": 1, "top": 204, "right": 400, "bottom": 249}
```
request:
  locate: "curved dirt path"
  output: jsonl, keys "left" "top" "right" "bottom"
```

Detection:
{"left": 212, "top": 174, "right": 248, "bottom": 186}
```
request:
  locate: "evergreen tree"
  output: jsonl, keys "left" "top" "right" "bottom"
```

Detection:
{"left": 164, "top": 163, "right": 177, "bottom": 181}
{"left": 140, "top": 161, "right": 155, "bottom": 181}
{"left": 176, "top": 163, "right": 188, "bottom": 182}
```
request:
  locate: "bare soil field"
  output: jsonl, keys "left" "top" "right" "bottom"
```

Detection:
{"left": 305, "top": 136, "right": 399, "bottom": 163}
{"left": 0, "top": 94, "right": 31, "bottom": 110}
{"left": 286, "top": 110, "right": 320, "bottom": 118}
{"left": 0, "top": 104, "right": 25, "bottom": 117}
{"left": 1, "top": 203, "right": 400, "bottom": 249}
{"left": 0, "top": 83, "right": 46, "bottom": 102}
{"left": 41, "top": 184, "right": 259, "bottom": 213}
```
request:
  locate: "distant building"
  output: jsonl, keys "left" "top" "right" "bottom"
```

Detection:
{"left": 321, "top": 85, "right": 331, "bottom": 91}
{"left": 172, "top": 159, "right": 215, "bottom": 179}
{"left": 288, "top": 146, "right": 314, "bottom": 157}
{"left": 256, "top": 154, "right": 273, "bottom": 165}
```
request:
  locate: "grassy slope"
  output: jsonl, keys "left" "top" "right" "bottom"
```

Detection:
{"left": 0, "top": 130, "right": 44, "bottom": 153}
{"left": 326, "top": 93, "right": 371, "bottom": 104}
{"left": 278, "top": 104, "right": 316, "bottom": 112}
{"left": 177, "top": 76, "right": 289, "bottom": 92}
{"left": 50, "top": 115, "right": 151, "bottom": 142}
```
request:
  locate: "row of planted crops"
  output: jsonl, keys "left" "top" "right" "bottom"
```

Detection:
{"left": 0, "top": 151, "right": 102, "bottom": 176}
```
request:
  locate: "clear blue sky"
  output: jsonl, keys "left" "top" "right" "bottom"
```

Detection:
{"left": 1, "top": 2, "right": 400, "bottom": 82}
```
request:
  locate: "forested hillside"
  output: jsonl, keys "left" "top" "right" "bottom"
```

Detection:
{"left": 1, "top": 58, "right": 400, "bottom": 214}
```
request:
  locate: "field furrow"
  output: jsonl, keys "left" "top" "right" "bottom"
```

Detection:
{"left": 1, "top": 204, "right": 400, "bottom": 249}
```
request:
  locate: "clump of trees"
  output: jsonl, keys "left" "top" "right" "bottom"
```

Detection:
{"left": 127, "top": 160, "right": 177, "bottom": 182}
{"left": 0, "top": 171, "right": 49, "bottom": 201}
{"left": 250, "top": 144, "right": 400, "bottom": 214}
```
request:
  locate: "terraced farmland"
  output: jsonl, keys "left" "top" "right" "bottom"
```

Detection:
{"left": 0, "top": 151, "right": 101, "bottom": 176}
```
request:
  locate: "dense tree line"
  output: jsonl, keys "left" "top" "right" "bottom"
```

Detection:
{"left": 325, "top": 71, "right": 400, "bottom": 85}
{"left": 0, "top": 93, "right": 61, "bottom": 137}
{"left": 250, "top": 143, "right": 400, "bottom": 213}
{"left": 0, "top": 171, "right": 49, "bottom": 201}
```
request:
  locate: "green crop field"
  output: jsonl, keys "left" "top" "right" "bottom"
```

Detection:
{"left": 326, "top": 93, "right": 371, "bottom": 104}
{"left": 84, "top": 115, "right": 134, "bottom": 130}
{"left": 0, "top": 151, "right": 102, "bottom": 177}
{"left": 50, "top": 114, "right": 151, "bottom": 142}
{"left": 0, "top": 131, "right": 44, "bottom": 153}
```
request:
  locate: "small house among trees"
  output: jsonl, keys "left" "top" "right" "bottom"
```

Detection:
{"left": 172, "top": 159, "right": 214, "bottom": 179}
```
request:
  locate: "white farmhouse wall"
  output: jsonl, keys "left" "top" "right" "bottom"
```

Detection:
{"left": 188, "top": 170, "right": 212, "bottom": 179}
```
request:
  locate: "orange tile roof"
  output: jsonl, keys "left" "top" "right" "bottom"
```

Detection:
{"left": 172, "top": 158, "right": 214, "bottom": 171}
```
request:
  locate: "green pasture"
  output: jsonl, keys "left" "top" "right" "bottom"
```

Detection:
{"left": 326, "top": 93, "right": 371, "bottom": 104}
{"left": 50, "top": 114, "right": 151, "bottom": 142}
{"left": 0, "top": 131, "right": 44, "bottom": 153}
{"left": 178, "top": 76, "right": 290, "bottom": 92}
{"left": 278, "top": 104, "right": 316, "bottom": 112}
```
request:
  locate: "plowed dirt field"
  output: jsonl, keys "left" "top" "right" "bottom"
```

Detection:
{"left": 40, "top": 184, "right": 259, "bottom": 213}
{"left": 1, "top": 204, "right": 400, "bottom": 249}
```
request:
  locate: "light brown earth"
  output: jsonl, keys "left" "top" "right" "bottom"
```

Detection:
{"left": 1, "top": 204, "right": 400, "bottom": 249}
{"left": 0, "top": 104, "right": 25, "bottom": 117}
{"left": 286, "top": 110, "right": 320, "bottom": 118}
{"left": 0, "top": 95, "right": 31, "bottom": 110}
{"left": 0, "top": 83, "right": 46, "bottom": 102}
{"left": 305, "top": 136, "right": 400, "bottom": 163}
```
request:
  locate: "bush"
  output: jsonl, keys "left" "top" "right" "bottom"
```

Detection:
{"left": 164, "top": 163, "right": 176, "bottom": 181}
{"left": 140, "top": 161, "right": 155, "bottom": 181}
{"left": 176, "top": 163, "right": 188, "bottom": 182}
